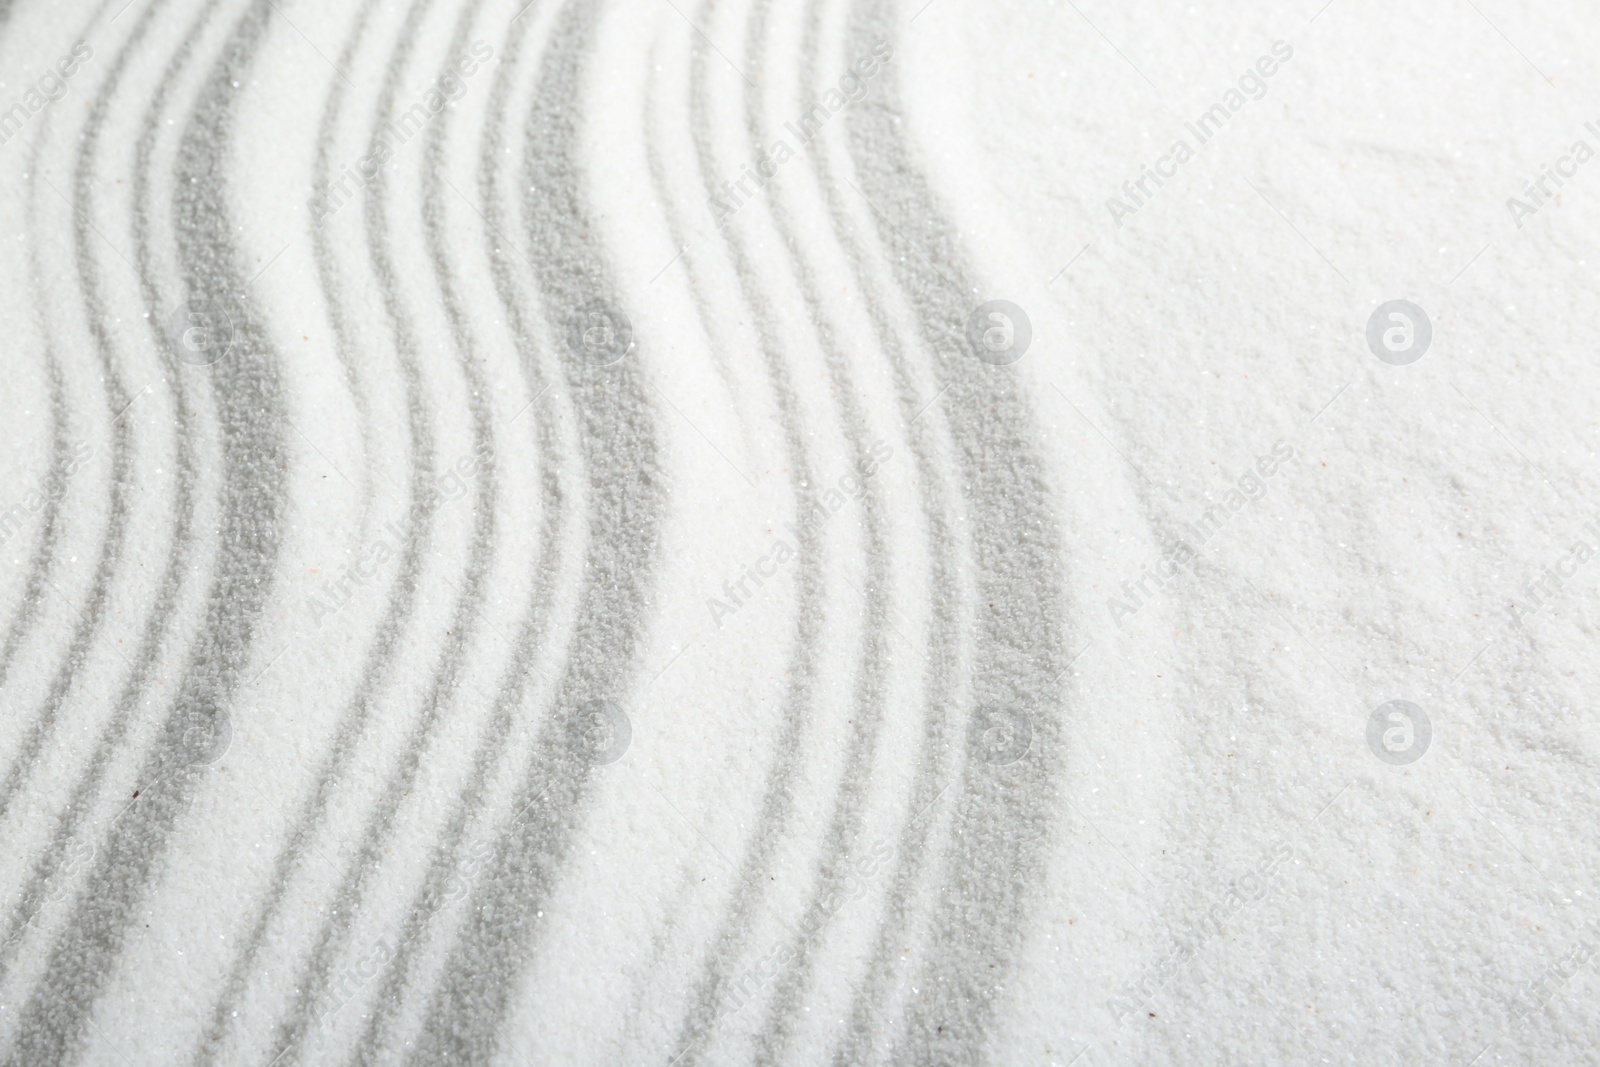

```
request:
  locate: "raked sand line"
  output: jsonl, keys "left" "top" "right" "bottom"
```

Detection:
{"left": 778, "top": 9, "right": 976, "bottom": 1065}
{"left": 843, "top": 0, "right": 1072, "bottom": 1063}
{"left": 408, "top": 0, "right": 668, "bottom": 1059}
{"left": 731, "top": 2, "right": 905, "bottom": 1062}
{"left": 187, "top": 2, "right": 437, "bottom": 1060}
{"left": 0, "top": 0, "right": 158, "bottom": 838}
{"left": 0, "top": 0, "right": 207, "bottom": 986}
{"left": 734, "top": 3, "right": 959, "bottom": 1060}
{"left": 348, "top": 4, "right": 583, "bottom": 1057}
{"left": 0, "top": 52, "right": 76, "bottom": 701}
{"left": 0, "top": 338, "right": 68, "bottom": 700}
{"left": 262, "top": 0, "right": 513, "bottom": 1060}
{"left": 7, "top": 0, "right": 289, "bottom": 1060}
{"left": 662, "top": 0, "right": 845, "bottom": 1058}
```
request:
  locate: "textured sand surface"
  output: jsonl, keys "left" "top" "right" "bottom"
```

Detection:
{"left": 1, "top": 0, "right": 1598, "bottom": 1063}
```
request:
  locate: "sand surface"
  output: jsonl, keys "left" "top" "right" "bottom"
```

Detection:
{"left": 1, "top": 0, "right": 1598, "bottom": 1063}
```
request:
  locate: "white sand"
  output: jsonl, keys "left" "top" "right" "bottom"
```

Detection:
{"left": 1, "top": 0, "right": 1597, "bottom": 1063}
